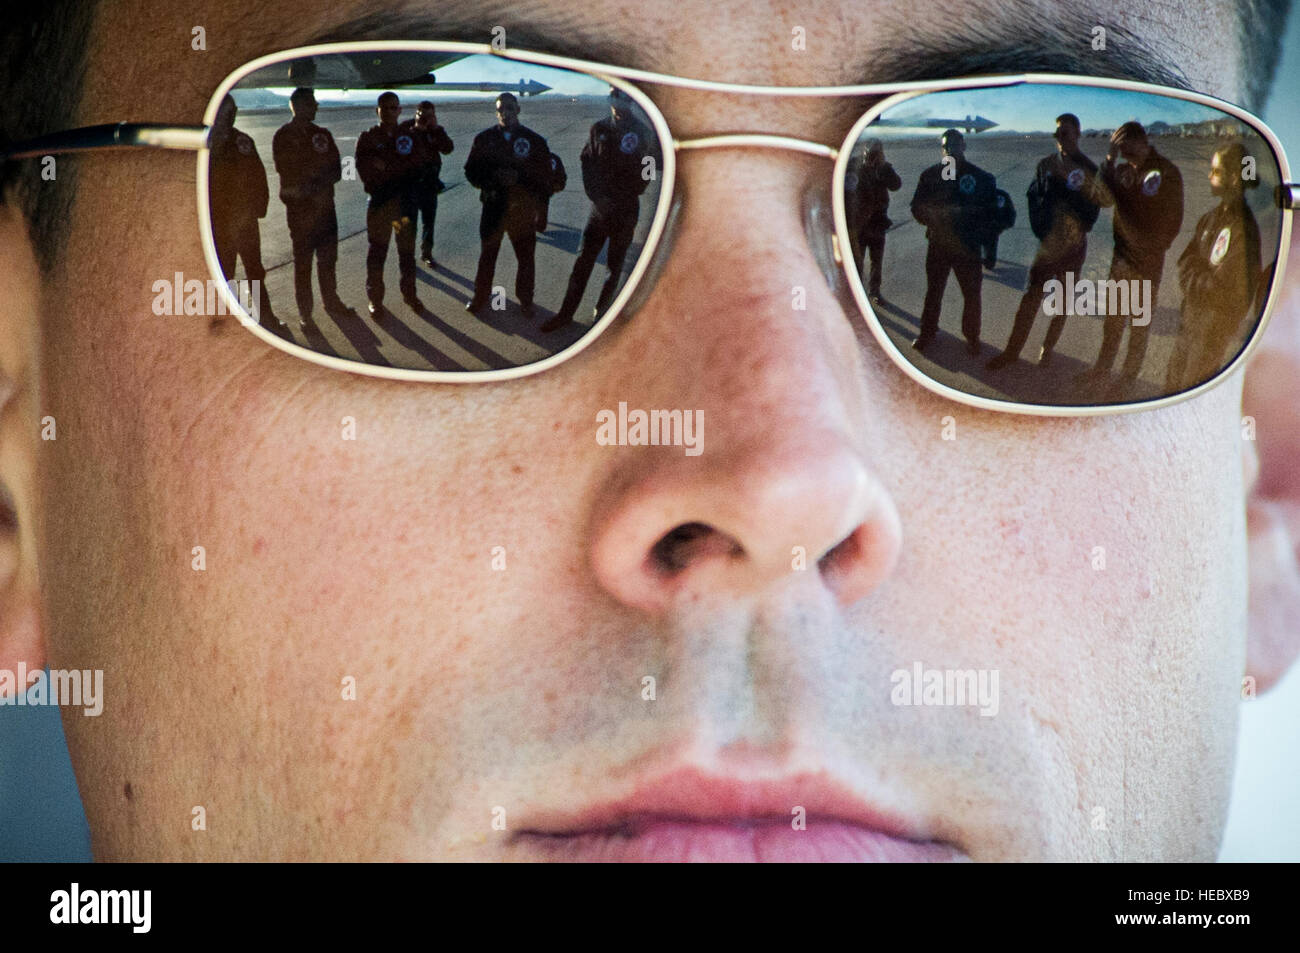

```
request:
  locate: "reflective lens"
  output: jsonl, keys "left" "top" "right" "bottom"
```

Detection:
{"left": 843, "top": 82, "right": 1286, "bottom": 407}
{"left": 206, "top": 50, "right": 667, "bottom": 373}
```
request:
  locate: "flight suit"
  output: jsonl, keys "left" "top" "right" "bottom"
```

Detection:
{"left": 550, "top": 117, "right": 653, "bottom": 325}
{"left": 209, "top": 128, "right": 277, "bottom": 329}
{"left": 356, "top": 123, "right": 423, "bottom": 307}
{"left": 910, "top": 157, "right": 999, "bottom": 348}
{"left": 272, "top": 118, "right": 342, "bottom": 317}
{"left": 1165, "top": 196, "right": 1262, "bottom": 391}
{"left": 398, "top": 118, "right": 454, "bottom": 262}
{"left": 1091, "top": 147, "right": 1184, "bottom": 380}
{"left": 464, "top": 123, "right": 554, "bottom": 310}
{"left": 998, "top": 149, "right": 1107, "bottom": 362}
{"left": 850, "top": 158, "right": 902, "bottom": 299}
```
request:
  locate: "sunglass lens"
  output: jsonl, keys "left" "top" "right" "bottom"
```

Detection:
{"left": 207, "top": 50, "right": 666, "bottom": 374}
{"left": 844, "top": 82, "right": 1286, "bottom": 407}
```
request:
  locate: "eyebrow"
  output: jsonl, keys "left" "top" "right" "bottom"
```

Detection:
{"left": 306, "top": 4, "right": 1195, "bottom": 95}
{"left": 305, "top": 6, "right": 651, "bottom": 71}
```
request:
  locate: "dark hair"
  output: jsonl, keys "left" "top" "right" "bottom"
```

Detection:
{"left": 1055, "top": 113, "right": 1081, "bottom": 132}
{"left": 1115, "top": 120, "right": 1149, "bottom": 143}
{"left": 377, "top": 91, "right": 399, "bottom": 106}
{"left": 0, "top": 1, "right": 97, "bottom": 273}
{"left": 289, "top": 87, "right": 316, "bottom": 104}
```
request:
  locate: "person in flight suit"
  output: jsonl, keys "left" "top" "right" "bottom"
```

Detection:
{"left": 541, "top": 87, "right": 653, "bottom": 334}
{"left": 272, "top": 87, "right": 343, "bottom": 330}
{"left": 909, "top": 129, "right": 999, "bottom": 356}
{"left": 398, "top": 100, "right": 454, "bottom": 268}
{"left": 1078, "top": 121, "right": 1184, "bottom": 391}
{"left": 987, "top": 113, "right": 1110, "bottom": 370}
{"left": 208, "top": 94, "right": 282, "bottom": 332}
{"left": 1164, "top": 142, "right": 1263, "bottom": 393}
{"left": 356, "top": 91, "right": 423, "bottom": 316}
{"left": 847, "top": 138, "right": 902, "bottom": 305}
{"left": 463, "top": 93, "right": 555, "bottom": 317}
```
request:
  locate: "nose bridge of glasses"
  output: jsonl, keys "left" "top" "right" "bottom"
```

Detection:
{"left": 674, "top": 133, "right": 838, "bottom": 161}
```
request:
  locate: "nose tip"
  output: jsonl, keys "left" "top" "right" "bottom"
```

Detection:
{"left": 589, "top": 437, "right": 902, "bottom": 614}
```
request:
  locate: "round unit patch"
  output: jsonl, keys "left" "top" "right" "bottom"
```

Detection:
{"left": 1209, "top": 226, "right": 1231, "bottom": 266}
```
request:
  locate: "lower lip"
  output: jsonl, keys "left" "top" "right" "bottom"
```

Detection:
{"left": 517, "top": 820, "right": 966, "bottom": 863}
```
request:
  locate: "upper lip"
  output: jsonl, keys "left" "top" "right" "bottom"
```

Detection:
{"left": 511, "top": 767, "right": 934, "bottom": 842}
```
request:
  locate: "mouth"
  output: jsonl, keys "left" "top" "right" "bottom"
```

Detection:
{"left": 509, "top": 769, "right": 967, "bottom": 863}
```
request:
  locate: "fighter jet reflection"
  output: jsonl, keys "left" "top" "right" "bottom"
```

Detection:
{"left": 875, "top": 114, "right": 999, "bottom": 134}
{"left": 421, "top": 77, "right": 552, "bottom": 96}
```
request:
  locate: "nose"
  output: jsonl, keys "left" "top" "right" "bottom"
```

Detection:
{"left": 587, "top": 151, "right": 903, "bottom": 616}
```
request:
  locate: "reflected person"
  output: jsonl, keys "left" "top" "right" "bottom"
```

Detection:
{"left": 1165, "top": 142, "right": 1263, "bottom": 392}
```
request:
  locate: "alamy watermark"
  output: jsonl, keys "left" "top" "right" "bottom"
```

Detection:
{"left": 0, "top": 664, "right": 103, "bottom": 716}
{"left": 151, "top": 272, "right": 260, "bottom": 322}
{"left": 1041, "top": 272, "right": 1152, "bottom": 327}
{"left": 596, "top": 402, "right": 704, "bottom": 456}
{"left": 890, "top": 662, "right": 999, "bottom": 717}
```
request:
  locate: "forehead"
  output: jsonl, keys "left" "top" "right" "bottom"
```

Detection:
{"left": 82, "top": 0, "right": 1247, "bottom": 128}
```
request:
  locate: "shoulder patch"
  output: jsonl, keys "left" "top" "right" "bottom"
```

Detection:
{"left": 1209, "top": 226, "right": 1231, "bottom": 265}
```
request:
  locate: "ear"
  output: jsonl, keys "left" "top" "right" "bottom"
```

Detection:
{"left": 1242, "top": 239, "right": 1300, "bottom": 694}
{"left": 0, "top": 197, "right": 46, "bottom": 693}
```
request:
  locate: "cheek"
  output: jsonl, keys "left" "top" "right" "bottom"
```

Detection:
{"left": 879, "top": 379, "right": 1244, "bottom": 856}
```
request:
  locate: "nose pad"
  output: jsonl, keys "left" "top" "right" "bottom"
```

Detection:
{"left": 612, "top": 191, "right": 685, "bottom": 323}
{"left": 802, "top": 178, "right": 851, "bottom": 302}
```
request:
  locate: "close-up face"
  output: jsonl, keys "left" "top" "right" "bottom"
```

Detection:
{"left": 2, "top": 0, "right": 1298, "bottom": 863}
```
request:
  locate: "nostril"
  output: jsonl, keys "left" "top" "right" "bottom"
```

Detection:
{"left": 648, "top": 521, "right": 743, "bottom": 575}
{"left": 817, "top": 527, "right": 863, "bottom": 582}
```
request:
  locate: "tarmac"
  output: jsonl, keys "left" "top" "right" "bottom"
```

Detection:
{"left": 227, "top": 97, "right": 663, "bottom": 373}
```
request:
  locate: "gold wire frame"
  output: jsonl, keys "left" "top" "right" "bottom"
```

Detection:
{"left": 196, "top": 41, "right": 1294, "bottom": 416}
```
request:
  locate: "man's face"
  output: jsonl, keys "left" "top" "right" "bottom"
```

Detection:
{"left": 377, "top": 95, "right": 400, "bottom": 126}
{"left": 495, "top": 95, "right": 520, "bottom": 128}
{"left": 291, "top": 93, "right": 318, "bottom": 123}
{"left": 1208, "top": 149, "right": 1236, "bottom": 196}
{"left": 23, "top": 0, "right": 1295, "bottom": 861}
{"left": 1119, "top": 135, "right": 1151, "bottom": 165}
{"left": 416, "top": 105, "right": 436, "bottom": 128}
{"left": 610, "top": 93, "right": 631, "bottom": 124}
{"left": 941, "top": 133, "right": 964, "bottom": 159}
{"left": 1054, "top": 120, "right": 1079, "bottom": 154}
{"left": 213, "top": 96, "right": 237, "bottom": 135}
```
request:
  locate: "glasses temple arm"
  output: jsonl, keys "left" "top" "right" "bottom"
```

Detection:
{"left": 0, "top": 122, "right": 209, "bottom": 162}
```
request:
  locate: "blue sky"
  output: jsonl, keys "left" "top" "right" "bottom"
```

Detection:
{"left": 877, "top": 83, "right": 1233, "bottom": 136}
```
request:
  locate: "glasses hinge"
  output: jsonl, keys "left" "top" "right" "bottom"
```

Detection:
{"left": 1280, "top": 182, "right": 1299, "bottom": 211}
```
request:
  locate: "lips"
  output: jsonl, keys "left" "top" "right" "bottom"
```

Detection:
{"left": 509, "top": 768, "right": 967, "bottom": 862}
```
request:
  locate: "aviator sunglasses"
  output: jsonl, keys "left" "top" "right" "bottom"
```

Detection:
{"left": 2, "top": 41, "right": 1295, "bottom": 415}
